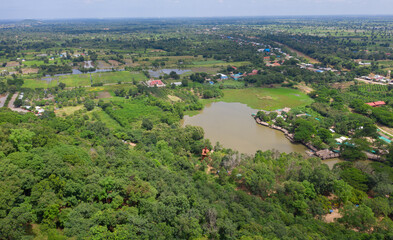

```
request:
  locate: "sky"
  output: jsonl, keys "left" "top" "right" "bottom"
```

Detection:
{"left": 1, "top": 0, "right": 392, "bottom": 20}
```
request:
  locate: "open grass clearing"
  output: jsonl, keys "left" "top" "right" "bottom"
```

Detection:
{"left": 55, "top": 105, "right": 84, "bottom": 116}
{"left": 89, "top": 108, "right": 122, "bottom": 129}
{"left": 206, "top": 87, "right": 313, "bottom": 110}
{"left": 167, "top": 95, "right": 181, "bottom": 102}
{"left": 22, "top": 71, "right": 147, "bottom": 88}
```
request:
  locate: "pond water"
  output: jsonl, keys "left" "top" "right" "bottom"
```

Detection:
{"left": 148, "top": 69, "right": 191, "bottom": 78}
{"left": 182, "top": 102, "right": 309, "bottom": 155}
{"left": 41, "top": 68, "right": 124, "bottom": 82}
{"left": 182, "top": 101, "right": 349, "bottom": 168}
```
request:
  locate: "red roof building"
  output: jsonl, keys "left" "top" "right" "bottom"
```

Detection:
{"left": 247, "top": 70, "right": 259, "bottom": 76}
{"left": 147, "top": 79, "right": 166, "bottom": 87}
{"left": 366, "top": 101, "right": 386, "bottom": 107}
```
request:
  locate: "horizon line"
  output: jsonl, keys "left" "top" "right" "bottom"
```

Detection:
{"left": 2, "top": 14, "right": 393, "bottom": 21}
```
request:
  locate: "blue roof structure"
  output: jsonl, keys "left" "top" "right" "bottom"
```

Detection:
{"left": 379, "top": 136, "right": 391, "bottom": 144}
{"left": 232, "top": 73, "right": 243, "bottom": 81}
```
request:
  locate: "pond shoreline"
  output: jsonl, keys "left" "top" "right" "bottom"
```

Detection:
{"left": 253, "top": 116, "right": 384, "bottom": 162}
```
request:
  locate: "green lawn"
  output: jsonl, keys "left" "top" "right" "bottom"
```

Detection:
{"left": 89, "top": 108, "right": 122, "bottom": 129}
{"left": 188, "top": 60, "right": 250, "bottom": 68}
{"left": 207, "top": 87, "right": 313, "bottom": 110}
{"left": 220, "top": 80, "right": 245, "bottom": 88}
{"left": 22, "top": 71, "right": 148, "bottom": 88}
{"left": 192, "top": 60, "right": 225, "bottom": 65}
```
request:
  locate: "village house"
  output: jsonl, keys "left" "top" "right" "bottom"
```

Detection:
{"left": 146, "top": 79, "right": 166, "bottom": 87}
{"left": 365, "top": 101, "right": 386, "bottom": 107}
{"left": 217, "top": 73, "right": 228, "bottom": 80}
{"left": 246, "top": 70, "right": 258, "bottom": 76}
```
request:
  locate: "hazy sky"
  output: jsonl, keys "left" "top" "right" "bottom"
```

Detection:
{"left": 1, "top": 0, "right": 392, "bottom": 19}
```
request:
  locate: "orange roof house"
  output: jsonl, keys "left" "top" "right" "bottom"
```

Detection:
{"left": 147, "top": 79, "right": 166, "bottom": 87}
{"left": 247, "top": 70, "right": 259, "bottom": 76}
{"left": 366, "top": 101, "right": 386, "bottom": 107}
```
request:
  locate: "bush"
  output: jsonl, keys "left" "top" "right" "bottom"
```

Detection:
{"left": 84, "top": 100, "right": 95, "bottom": 111}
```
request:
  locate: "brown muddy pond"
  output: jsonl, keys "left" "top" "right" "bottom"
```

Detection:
{"left": 182, "top": 102, "right": 308, "bottom": 155}
{"left": 181, "top": 102, "right": 347, "bottom": 168}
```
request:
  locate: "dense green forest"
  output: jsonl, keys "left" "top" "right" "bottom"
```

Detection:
{"left": 1, "top": 104, "right": 393, "bottom": 239}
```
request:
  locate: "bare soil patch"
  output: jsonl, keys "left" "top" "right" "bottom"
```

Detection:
{"left": 96, "top": 60, "right": 112, "bottom": 69}
{"left": 22, "top": 68, "right": 39, "bottom": 74}
{"left": 257, "top": 95, "right": 273, "bottom": 100}
{"left": 331, "top": 81, "right": 355, "bottom": 90}
{"left": 297, "top": 83, "right": 314, "bottom": 93}
{"left": 0, "top": 93, "right": 8, "bottom": 108}
{"left": 97, "top": 91, "right": 111, "bottom": 99}
{"left": 167, "top": 95, "right": 181, "bottom": 102}
{"left": 323, "top": 211, "right": 342, "bottom": 223}
{"left": 6, "top": 61, "right": 20, "bottom": 67}
{"left": 55, "top": 105, "right": 83, "bottom": 116}
{"left": 108, "top": 60, "right": 121, "bottom": 67}
{"left": 150, "top": 49, "right": 165, "bottom": 53}
{"left": 123, "top": 59, "right": 135, "bottom": 66}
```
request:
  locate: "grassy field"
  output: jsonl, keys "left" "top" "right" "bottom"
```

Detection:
{"left": 378, "top": 60, "right": 393, "bottom": 71}
{"left": 205, "top": 87, "right": 313, "bottom": 110}
{"left": 188, "top": 61, "right": 250, "bottom": 68}
{"left": 55, "top": 105, "right": 84, "bottom": 116}
{"left": 89, "top": 108, "right": 122, "bottom": 129}
{"left": 22, "top": 71, "right": 148, "bottom": 88}
{"left": 220, "top": 80, "right": 245, "bottom": 88}
{"left": 191, "top": 60, "right": 226, "bottom": 65}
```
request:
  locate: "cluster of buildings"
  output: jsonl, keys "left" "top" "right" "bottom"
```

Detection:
{"left": 299, "top": 63, "right": 338, "bottom": 73}
{"left": 217, "top": 69, "right": 259, "bottom": 81}
{"left": 145, "top": 79, "right": 185, "bottom": 88}
{"left": 360, "top": 72, "right": 391, "bottom": 83}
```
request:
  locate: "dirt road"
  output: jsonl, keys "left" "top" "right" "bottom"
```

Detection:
{"left": 355, "top": 78, "right": 388, "bottom": 85}
{"left": 8, "top": 92, "right": 28, "bottom": 113}
{"left": 0, "top": 93, "right": 8, "bottom": 107}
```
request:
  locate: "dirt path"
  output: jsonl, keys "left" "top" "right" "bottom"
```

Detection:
{"left": 8, "top": 92, "right": 18, "bottom": 108}
{"left": 377, "top": 124, "right": 393, "bottom": 137}
{"left": 355, "top": 78, "right": 387, "bottom": 85}
{"left": 8, "top": 92, "right": 29, "bottom": 113}
{"left": 323, "top": 211, "right": 342, "bottom": 223}
{"left": 0, "top": 93, "right": 8, "bottom": 107}
{"left": 297, "top": 82, "right": 314, "bottom": 93}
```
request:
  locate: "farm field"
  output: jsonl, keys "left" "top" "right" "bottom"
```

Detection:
{"left": 89, "top": 108, "right": 122, "bottom": 129}
{"left": 200, "top": 87, "right": 313, "bottom": 111}
{"left": 54, "top": 105, "right": 84, "bottom": 116}
{"left": 22, "top": 71, "right": 148, "bottom": 88}
{"left": 378, "top": 60, "right": 393, "bottom": 70}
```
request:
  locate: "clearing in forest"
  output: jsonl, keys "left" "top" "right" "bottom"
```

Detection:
{"left": 214, "top": 88, "right": 313, "bottom": 110}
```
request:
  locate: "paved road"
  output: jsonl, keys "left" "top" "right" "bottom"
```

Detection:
{"left": 0, "top": 93, "right": 8, "bottom": 107}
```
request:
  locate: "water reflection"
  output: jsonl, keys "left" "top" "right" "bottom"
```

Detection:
{"left": 182, "top": 102, "right": 308, "bottom": 155}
